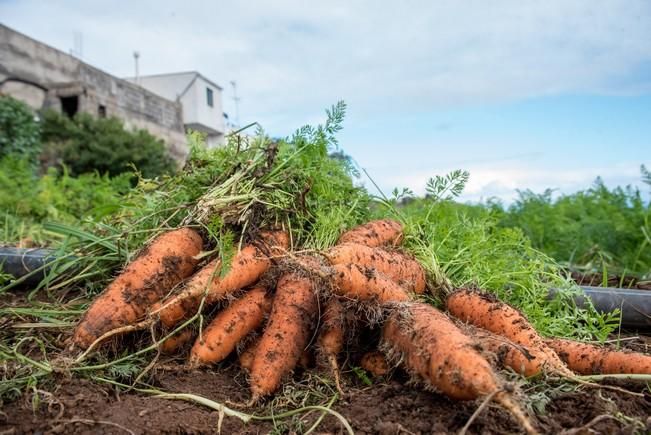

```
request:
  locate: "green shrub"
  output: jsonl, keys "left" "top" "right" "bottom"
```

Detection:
{"left": 0, "top": 95, "right": 41, "bottom": 160}
{"left": 494, "top": 178, "right": 651, "bottom": 275}
{"left": 41, "top": 110, "right": 176, "bottom": 179}
{"left": 0, "top": 155, "right": 132, "bottom": 244}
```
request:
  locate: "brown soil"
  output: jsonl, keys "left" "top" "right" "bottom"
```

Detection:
{"left": 2, "top": 364, "right": 650, "bottom": 435}
{"left": 571, "top": 271, "right": 651, "bottom": 290}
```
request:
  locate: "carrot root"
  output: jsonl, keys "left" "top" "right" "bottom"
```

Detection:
{"left": 189, "top": 286, "right": 272, "bottom": 367}
{"left": 72, "top": 227, "right": 203, "bottom": 349}
{"left": 337, "top": 219, "right": 403, "bottom": 248}
{"left": 331, "top": 264, "right": 412, "bottom": 304}
{"left": 447, "top": 289, "right": 572, "bottom": 376}
{"left": 382, "top": 302, "right": 536, "bottom": 434}
{"left": 325, "top": 243, "right": 426, "bottom": 294}
{"left": 545, "top": 337, "right": 651, "bottom": 375}
{"left": 249, "top": 271, "right": 318, "bottom": 400}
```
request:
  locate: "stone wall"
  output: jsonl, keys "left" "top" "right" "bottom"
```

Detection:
{"left": 0, "top": 24, "right": 188, "bottom": 163}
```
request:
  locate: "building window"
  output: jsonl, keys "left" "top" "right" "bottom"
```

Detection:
{"left": 98, "top": 104, "right": 107, "bottom": 118}
{"left": 206, "top": 87, "right": 214, "bottom": 107}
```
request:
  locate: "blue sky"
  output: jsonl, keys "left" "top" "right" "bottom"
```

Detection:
{"left": 2, "top": 0, "right": 650, "bottom": 202}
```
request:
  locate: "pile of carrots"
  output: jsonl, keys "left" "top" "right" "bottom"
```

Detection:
{"left": 71, "top": 220, "right": 651, "bottom": 434}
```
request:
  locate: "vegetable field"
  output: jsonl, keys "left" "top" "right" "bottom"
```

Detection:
{"left": 1, "top": 103, "right": 650, "bottom": 434}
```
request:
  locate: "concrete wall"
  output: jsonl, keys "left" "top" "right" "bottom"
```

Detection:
{"left": 0, "top": 24, "right": 188, "bottom": 162}
{"left": 131, "top": 73, "right": 196, "bottom": 102}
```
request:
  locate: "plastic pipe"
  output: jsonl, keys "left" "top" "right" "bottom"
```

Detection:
{"left": 0, "top": 247, "right": 59, "bottom": 287}
{"left": 572, "top": 286, "right": 651, "bottom": 329}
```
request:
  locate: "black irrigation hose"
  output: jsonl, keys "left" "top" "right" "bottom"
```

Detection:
{"left": 569, "top": 286, "right": 651, "bottom": 329}
{"left": 0, "top": 247, "right": 61, "bottom": 287}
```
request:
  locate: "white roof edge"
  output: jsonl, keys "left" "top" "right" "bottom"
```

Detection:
{"left": 128, "top": 71, "right": 223, "bottom": 91}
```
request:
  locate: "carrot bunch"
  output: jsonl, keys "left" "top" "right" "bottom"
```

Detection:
{"left": 71, "top": 219, "right": 651, "bottom": 434}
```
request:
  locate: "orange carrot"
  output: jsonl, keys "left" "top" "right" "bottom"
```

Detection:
{"left": 337, "top": 219, "right": 403, "bottom": 248}
{"left": 151, "top": 230, "right": 288, "bottom": 328}
{"left": 249, "top": 271, "right": 318, "bottom": 400}
{"left": 318, "top": 298, "right": 345, "bottom": 358}
{"left": 446, "top": 289, "right": 572, "bottom": 376}
{"left": 331, "top": 264, "right": 412, "bottom": 304}
{"left": 471, "top": 328, "right": 542, "bottom": 377}
{"left": 317, "top": 297, "right": 345, "bottom": 393}
{"left": 240, "top": 337, "right": 313, "bottom": 372}
{"left": 360, "top": 351, "right": 389, "bottom": 377}
{"left": 325, "top": 243, "right": 426, "bottom": 293}
{"left": 189, "top": 286, "right": 272, "bottom": 366}
{"left": 160, "top": 328, "right": 195, "bottom": 354}
{"left": 545, "top": 338, "right": 651, "bottom": 375}
{"left": 238, "top": 337, "right": 260, "bottom": 372}
{"left": 382, "top": 302, "right": 536, "bottom": 434}
{"left": 72, "top": 228, "right": 203, "bottom": 349}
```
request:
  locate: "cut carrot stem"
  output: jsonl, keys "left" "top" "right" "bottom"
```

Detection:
{"left": 360, "top": 351, "right": 389, "bottom": 377}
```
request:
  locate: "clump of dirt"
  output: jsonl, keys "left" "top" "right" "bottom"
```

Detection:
{"left": 2, "top": 364, "right": 649, "bottom": 434}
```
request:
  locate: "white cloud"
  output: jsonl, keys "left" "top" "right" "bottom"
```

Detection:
{"left": 372, "top": 161, "right": 649, "bottom": 204}
{"left": 2, "top": 0, "right": 650, "bottom": 127}
{"left": 2, "top": 1, "right": 649, "bottom": 202}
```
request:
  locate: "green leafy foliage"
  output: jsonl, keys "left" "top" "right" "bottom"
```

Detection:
{"left": 492, "top": 177, "right": 651, "bottom": 276}
{"left": 40, "top": 110, "right": 176, "bottom": 179}
{"left": 425, "top": 169, "right": 470, "bottom": 201}
{"left": 17, "top": 102, "right": 369, "bottom": 291}
{"left": 0, "top": 96, "right": 41, "bottom": 160}
{"left": 0, "top": 155, "right": 131, "bottom": 245}
{"left": 377, "top": 174, "right": 619, "bottom": 340}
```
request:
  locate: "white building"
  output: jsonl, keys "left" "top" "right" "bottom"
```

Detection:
{"left": 127, "top": 72, "right": 226, "bottom": 147}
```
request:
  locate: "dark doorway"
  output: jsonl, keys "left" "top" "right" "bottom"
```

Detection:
{"left": 60, "top": 96, "right": 79, "bottom": 118}
{"left": 98, "top": 104, "right": 107, "bottom": 118}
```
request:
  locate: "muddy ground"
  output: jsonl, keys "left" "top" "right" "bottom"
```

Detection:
{"left": 2, "top": 363, "right": 650, "bottom": 435}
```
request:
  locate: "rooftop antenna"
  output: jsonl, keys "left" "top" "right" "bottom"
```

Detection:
{"left": 133, "top": 51, "right": 140, "bottom": 84}
{"left": 230, "top": 80, "right": 240, "bottom": 128}
{"left": 71, "top": 31, "right": 83, "bottom": 58}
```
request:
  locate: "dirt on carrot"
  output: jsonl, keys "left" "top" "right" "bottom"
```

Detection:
{"left": 249, "top": 270, "right": 319, "bottom": 400}
{"left": 447, "top": 288, "right": 573, "bottom": 376}
{"left": 72, "top": 227, "right": 203, "bottom": 349}
{"left": 545, "top": 337, "right": 651, "bottom": 375}
{"left": 325, "top": 243, "right": 426, "bottom": 293}
{"left": 337, "top": 219, "right": 403, "bottom": 248}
